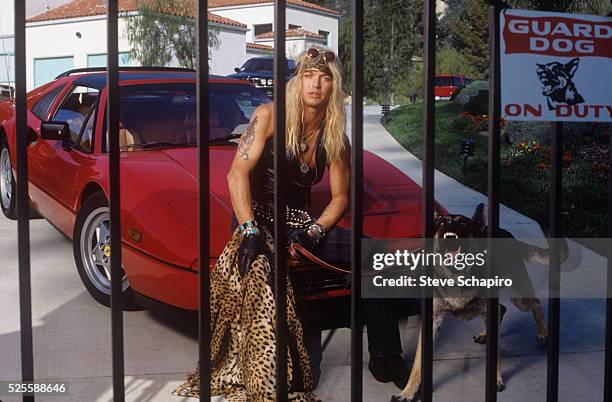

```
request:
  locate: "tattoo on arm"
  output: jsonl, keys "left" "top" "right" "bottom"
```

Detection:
{"left": 238, "top": 116, "right": 258, "bottom": 160}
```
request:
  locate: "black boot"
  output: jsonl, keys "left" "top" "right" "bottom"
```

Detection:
{"left": 368, "top": 355, "right": 410, "bottom": 389}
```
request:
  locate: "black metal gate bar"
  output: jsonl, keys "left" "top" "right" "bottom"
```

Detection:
{"left": 14, "top": 1, "right": 34, "bottom": 401}
{"left": 546, "top": 122, "right": 563, "bottom": 402}
{"left": 350, "top": 0, "right": 364, "bottom": 400}
{"left": 106, "top": 1, "right": 125, "bottom": 400}
{"left": 485, "top": 2, "right": 501, "bottom": 401}
{"left": 196, "top": 1, "right": 211, "bottom": 401}
{"left": 421, "top": 0, "right": 436, "bottom": 401}
{"left": 273, "top": 1, "right": 288, "bottom": 400}
{"left": 605, "top": 121, "right": 612, "bottom": 402}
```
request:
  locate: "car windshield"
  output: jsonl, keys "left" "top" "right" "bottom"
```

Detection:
{"left": 240, "top": 58, "right": 274, "bottom": 72}
{"left": 434, "top": 77, "right": 453, "bottom": 87}
{"left": 105, "top": 83, "right": 271, "bottom": 151}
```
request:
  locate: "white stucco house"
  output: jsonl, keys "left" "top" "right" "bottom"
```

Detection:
{"left": 208, "top": 0, "right": 339, "bottom": 52}
{"left": 0, "top": 0, "right": 339, "bottom": 90}
{"left": 1, "top": 0, "right": 75, "bottom": 87}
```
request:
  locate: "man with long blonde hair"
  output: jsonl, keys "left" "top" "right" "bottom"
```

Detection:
{"left": 174, "top": 47, "right": 408, "bottom": 400}
{"left": 229, "top": 46, "right": 409, "bottom": 387}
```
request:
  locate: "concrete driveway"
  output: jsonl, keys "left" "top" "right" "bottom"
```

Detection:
{"left": 0, "top": 106, "right": 608, "bottom": 401}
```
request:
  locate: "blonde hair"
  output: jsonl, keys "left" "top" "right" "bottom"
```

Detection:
{"left": 285, "top": 47, "right": 347, "bottom": 164}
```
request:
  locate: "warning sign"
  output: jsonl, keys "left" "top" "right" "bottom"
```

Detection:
{"left": 500, "top": 9, "right": 612, "bottom": 122}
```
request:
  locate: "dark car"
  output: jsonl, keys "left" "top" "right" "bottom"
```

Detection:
{"left": 227, "top": 57, "right": 296, "bottom": 98}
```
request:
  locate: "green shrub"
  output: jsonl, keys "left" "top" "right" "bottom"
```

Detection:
{"left": 563, "top": 122, "right": 611, "bottom": 146}
{"left": 450, "top": 113, "right": 472, "bottom": 131}
{"left": 455, "top": 80, "right": 488, "bottom": 105}
{"left": 504, "top": 121, "right": 551, "bottom": 145}
{"left": 505, "top": 121, "right": 612, "bottom": 147}
{"left": 464, "top": 91, "right": 489, "bottom": 116}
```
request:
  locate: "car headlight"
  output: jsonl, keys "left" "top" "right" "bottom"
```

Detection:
{"left": 267, "top": 79, "right": 273, "bottom": 86}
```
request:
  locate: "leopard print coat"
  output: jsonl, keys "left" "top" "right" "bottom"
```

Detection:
{"left": 172, "top": 227, "right": 321, "bottom": 402}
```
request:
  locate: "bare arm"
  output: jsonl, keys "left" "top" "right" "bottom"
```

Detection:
{"left": 226, "top": 104, "right": 273, "bottom": 225}
{"left": 315, "top": 140, "right": 351, "bottom": 231}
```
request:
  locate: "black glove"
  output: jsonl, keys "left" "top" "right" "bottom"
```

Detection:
{"left": 289, "top": 229, "right": 318, "bottom": 251}
{"left": 237, "top": 233, "right": 269, "bottom": 278}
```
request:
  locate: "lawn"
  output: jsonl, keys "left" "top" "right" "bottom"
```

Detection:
{"left": 383, "top": 101, "right": 608, "bottom": 252}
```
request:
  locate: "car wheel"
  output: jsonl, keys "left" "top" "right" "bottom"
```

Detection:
{"left": 0, "top": 139, "right": 17, "bottom": 219}
{"left": 73, "top": 192, "right": 141, "bottom": 310}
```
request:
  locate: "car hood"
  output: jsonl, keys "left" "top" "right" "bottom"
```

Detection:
{"left": 119, "top": 146, "right": 429, "bottom": 270}
{"left": 227, "top": 71, "right": 274, "bottom": 79}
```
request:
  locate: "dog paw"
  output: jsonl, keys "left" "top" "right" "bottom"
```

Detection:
{"left": 472, "top": 333, "right": 487, "bottom": 344}
{"left": 496, "top": 379, "right": 505, "bottom": 392}
{"left": 391, "top": 394, "right": 417, "bottom": 402}
{"left": 536, "top": 334, "right": 548, "bottom": 349}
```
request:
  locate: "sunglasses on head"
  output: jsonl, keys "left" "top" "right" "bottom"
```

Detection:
{"left": 306, "top": 47, "right": 335, "bottom": 63}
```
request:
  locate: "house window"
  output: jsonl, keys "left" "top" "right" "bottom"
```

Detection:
{"left": 87, "top": 52, "right": 132, "bottom": 68}
{"left": 319, "top": 30, "right": 330, "bottom": 46}
{"left": 33, "top": 56, "right": 74, "bottom": 88}
{"left": 289, "top": 24, "right": 301, "bottom": 30}
{"left": 254, "top": 23, "right": 273, "bottom": 37}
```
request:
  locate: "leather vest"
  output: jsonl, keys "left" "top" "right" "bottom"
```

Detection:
{"left": 250, "top": 130, "right": 327, "bottom": 210}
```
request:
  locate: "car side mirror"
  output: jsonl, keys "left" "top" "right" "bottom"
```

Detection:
{"left": 41, "top": 121, "right": 70, "bottom": 142}
{"left": 234, "top": 67, "right": 240, "bottom": 73}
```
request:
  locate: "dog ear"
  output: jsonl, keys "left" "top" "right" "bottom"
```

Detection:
{"left": 564, "top": 58, "right": 580, "bottom": 78}
{"left": 471, "top": 203, "right": 486, "bottom": 231}
{"left": 536, "top": 63, "right": 546, "bottom": 69}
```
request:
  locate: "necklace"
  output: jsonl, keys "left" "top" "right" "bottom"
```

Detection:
{"left": 299, "top": 129, "right": 320, "bottom": 174}
{"left": 299, "top": 122, "right": 323, "bottom": 153}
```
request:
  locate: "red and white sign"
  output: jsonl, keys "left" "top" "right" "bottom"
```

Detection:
{"left": 501, "top": 9, "right": 612, "bottom": 122}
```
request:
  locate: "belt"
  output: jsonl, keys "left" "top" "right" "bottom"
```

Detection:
{"left": 252, "top": 201, "right": 313, "bottom": 228}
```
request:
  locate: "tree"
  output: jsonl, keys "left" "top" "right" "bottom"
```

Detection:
{"left": 363, "top": 0, "right": 422, "bottom": 103}
{"left": 450, "top": 0, "right": 490, "bottom": 78}
{"left": 436, "top": 48, "right": 479, "bottom": 77}
{"left": 507, "top": 0, "right": 611, "bottom": 13}
{"left": 437, "top": 0, "right": 467, "bottom": 48}
{"left": 125, "top": 0, "right": 220, "bottom": 69}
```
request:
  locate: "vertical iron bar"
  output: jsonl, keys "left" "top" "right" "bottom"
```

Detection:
{"left": 350, "top": 0, "right": 364, "bottom": 400}
{"left": 14, "top": 0, "right": 34, "bottom": 400}
{"left": 196, "top": 2, "right": 211, "bottom": 402}
{"left": 106, "top": 1, "right": 124, "bottom": 400}
{"left": 486, "top": 2, "right": 501, "bottom": 402}
{"left": 547, "top": 121, "right": 562, "bottom": 402}
{"left": 273, "top": 1, "right": 288, "bottom": 400}
{"left": 421, "top": 0, "right": 436, "bottom": 401}
{"left": 605, "top": 119, "right": 612, "bottom": 402}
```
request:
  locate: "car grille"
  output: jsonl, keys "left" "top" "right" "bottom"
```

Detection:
{"left": 245, "top": 77, "right": 272, "bottom": 87}
{"left": 289, "top": 265, "right": 350, "bottom": 298}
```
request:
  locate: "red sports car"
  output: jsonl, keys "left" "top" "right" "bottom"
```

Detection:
{"left": 0, "top": 68, "right": 427, "bottom": 311}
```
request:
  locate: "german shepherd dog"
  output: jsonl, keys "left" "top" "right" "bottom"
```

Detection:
{"left": 391, "top": 204, "right": 567, "bottom": 402}
{"left": 536, "top": 58, "right": 585, "bottom": 111}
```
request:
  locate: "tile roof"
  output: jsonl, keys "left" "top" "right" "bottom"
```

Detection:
{"left": 246, "top": 42, "right": 274, "bottom": 51}
{"left": 256, "top": 28, "right": 325, "bottom": 40}
{"left": 209, "top": 0, "right": 339, "bottom": 16}
{"left": 27, "top": 0, "right": 247, "bottom": 28}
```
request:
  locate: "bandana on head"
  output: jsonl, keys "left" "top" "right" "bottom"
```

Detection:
{"left": 298, "top": 48, "right": 335, "bottom": 75}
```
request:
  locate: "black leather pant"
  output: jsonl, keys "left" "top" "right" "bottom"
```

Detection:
{"left": 294, "top": 224, "right": 403, "bottom": 359}
{"left": 231, "top": 215, "right": 404, "bottom": 365}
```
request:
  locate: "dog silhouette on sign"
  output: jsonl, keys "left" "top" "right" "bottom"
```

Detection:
{"left": 536, "top": 58, "right": 585, "bottom": 111}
